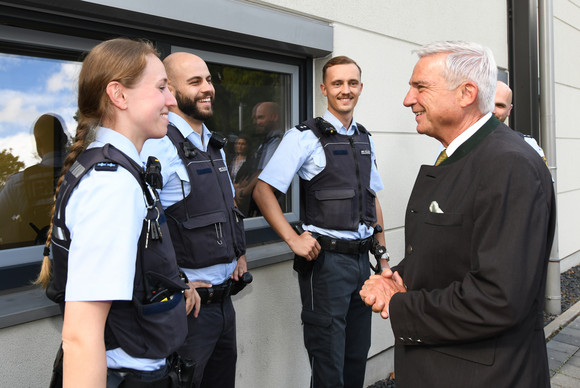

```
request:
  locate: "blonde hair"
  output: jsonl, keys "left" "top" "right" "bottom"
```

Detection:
{"left": 36, "top": 38, "right": 158, "bottom": 288}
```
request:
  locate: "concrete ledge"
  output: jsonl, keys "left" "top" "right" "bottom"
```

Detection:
{"left": 545, "top": 300, "right": 580, "bottom": 340}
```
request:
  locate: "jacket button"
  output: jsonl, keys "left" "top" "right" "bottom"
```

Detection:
{"left": 406, "top": 245, "right": 413, "bottom": 255}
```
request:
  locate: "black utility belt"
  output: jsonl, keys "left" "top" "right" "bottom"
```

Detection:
{"left": 196, "top": 280, "right": 232, "bottom": 305}
{"left": 106, "top": 365, "right": 174, "bottom": 388}
{"left": 318, "top": 235, "right": 373, "bottom": 255}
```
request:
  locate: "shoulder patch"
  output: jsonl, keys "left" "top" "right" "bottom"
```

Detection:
{"left": 94, "top": 162, "right": 118, "bottom": 171}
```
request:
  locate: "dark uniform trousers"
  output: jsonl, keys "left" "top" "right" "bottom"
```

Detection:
{"left": 177, "top": 296, "right": 237, "bottom": 388}
{"left": 298, "top": 249, "right": 372, "bottom": 388}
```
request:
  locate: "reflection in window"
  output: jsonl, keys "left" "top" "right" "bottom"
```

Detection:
{"left": 0, "top": 53, "right": 80, "bottom": 250}
{"left": 205, "top": 63, "right": 291, "bottom": 218}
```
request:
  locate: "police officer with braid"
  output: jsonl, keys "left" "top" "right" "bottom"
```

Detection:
{"left": 36, "top": 38, "right": 197, "bottom": 388}
{"left": 141, "top": 52, "right": 248, "bottom": 388}
{"left": 253, "top": 56, "right": 388, "bottom": 388}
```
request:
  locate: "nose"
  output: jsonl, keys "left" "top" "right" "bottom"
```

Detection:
{"left": 201, "top": 79, "right": 215, "bottom": 94}
{"left": 165, "top": 89, "right": 177, "bottom": 107}
{"left": 403, "top": 88, "right": 415, "bottom": 107}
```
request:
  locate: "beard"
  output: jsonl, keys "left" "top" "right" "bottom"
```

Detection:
{"left": 175, "top": 89, "right": 214, "bottom": 121}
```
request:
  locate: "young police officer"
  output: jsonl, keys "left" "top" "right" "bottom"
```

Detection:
{"left": 38, "top": 38, "right": 189, "bottom": 388}
{"left": 141, "top": 52, "right": 247, "bottom": 388}
{"left": 253, "top": 56, "right": 388, "bottom": 388}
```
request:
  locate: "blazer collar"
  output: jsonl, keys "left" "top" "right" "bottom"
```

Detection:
{"left": 439, "top": 115, "right": 500, "bottom": 166}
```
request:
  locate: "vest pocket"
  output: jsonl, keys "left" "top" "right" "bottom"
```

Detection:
{"left": 231, "top": 207, "right": 246, "bottom": 257}
{"left": 310, "top": 188, "right": 355, "bottom": 230}
{"left": 174, "top": 210, "right": 231, "bottom": 267}
{"left": 365, "top": 187, "right": 377, "bottom": 223}
{"left": 126, "top": 292, "right": 187, "bottom": 358}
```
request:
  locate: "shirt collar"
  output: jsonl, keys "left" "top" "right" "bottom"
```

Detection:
{"left": 323, "top": 110, "right": 358, "bottom": 136}
{"left": 90, "top": 126, "right": 143, "bottom": 167}
{"left": 445, "top": 112, "right": 492, "bottom": 156}
{"left": 169, "top": 112, "right": 212, "bottom": 151}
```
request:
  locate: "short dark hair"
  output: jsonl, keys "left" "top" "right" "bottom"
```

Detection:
{"left": 322, "top": 56, "right": 361, "bottom": 82}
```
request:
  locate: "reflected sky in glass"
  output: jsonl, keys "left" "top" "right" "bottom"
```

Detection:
{"left": 0, "top": 53, "right": 80, "bottom": 167}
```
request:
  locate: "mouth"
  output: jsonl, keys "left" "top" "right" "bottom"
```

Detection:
{"left": 197, "top": 96, "right": 212, "bottom": 104}
{"left": 414, "top": 111, "right": 425, "bottom": 117}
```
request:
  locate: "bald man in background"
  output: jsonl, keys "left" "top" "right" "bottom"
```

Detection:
{"left": 493, "top": 80, "right": 547, "bottom": 163}
{"left": 493, "top": 80, "right": 513, "bottom": 122}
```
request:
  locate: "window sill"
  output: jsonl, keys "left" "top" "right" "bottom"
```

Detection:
{"left": 0, "top": 243, "right": 292, "bottom": 329}
{"left": 0, "top": 286, "right": 60, "bottom": 329}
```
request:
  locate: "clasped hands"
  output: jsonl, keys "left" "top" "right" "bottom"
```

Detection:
{"left": 360, "top": 268, "right": 407, "bottom": 319}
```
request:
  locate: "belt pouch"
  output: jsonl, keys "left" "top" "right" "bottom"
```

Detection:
{"left": 293, "top": 254, "right": 314, "bottom": 276}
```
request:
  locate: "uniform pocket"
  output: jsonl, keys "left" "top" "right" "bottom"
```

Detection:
{"left": 301, "top": 309, "right": 333, "bottom": 328}
{"left": 311, "top": 188, "right": 356, "bottom": 229}
{"left": 424, "top": 212, "right": 463, "bottom": 227}
{"left": 174, "top": 210, "right": 231, "bottom": 267}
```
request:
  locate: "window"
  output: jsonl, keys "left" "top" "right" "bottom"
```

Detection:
{"left": 179, "top": 48, "right": 301, "bottom": 237}
{"left": 0, "top": 53, "right": 80, "bottom": 249}
{"left": 0, "top": 51, "right": 82, "bottom": 291}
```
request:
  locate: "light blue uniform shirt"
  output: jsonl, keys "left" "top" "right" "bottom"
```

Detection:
{"left": 258, "top": 110, "right": 384, "bottom": 240}
{"left": 141, "top": 112, "right": 237, "bottom": 285}
{"left": 64, "top": 127, "right": 164, "bottom": 371}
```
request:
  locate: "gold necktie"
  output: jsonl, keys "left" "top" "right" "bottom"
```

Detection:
{"left": 435, "top": 149, "right": 448, "bottom": 166}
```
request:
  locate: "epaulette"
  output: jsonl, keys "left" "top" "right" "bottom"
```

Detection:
{"left": 296, "top": 123, "right": 310, "bottom": 131}
{"left": 356, "top": 123, "right": 369, "bottom": 135}
{"left": 94, "top": 161, "right": 118, "bottom": 171}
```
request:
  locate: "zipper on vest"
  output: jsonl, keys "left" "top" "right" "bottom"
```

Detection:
{"left": 349, "top": 137, "right": 364, "bottom": 224}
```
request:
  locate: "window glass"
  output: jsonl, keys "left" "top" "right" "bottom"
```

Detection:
{"left": 205, "top": 63, "right": 292, "bottom": 219}
{"left": 0, "top": 53, "right": 80, "bottom": 251}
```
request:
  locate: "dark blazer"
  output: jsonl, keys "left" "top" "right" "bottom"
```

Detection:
{"left": 390, "top": 117, "right": 556, "bottom": 387}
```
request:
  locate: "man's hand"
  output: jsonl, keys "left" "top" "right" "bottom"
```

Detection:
{"left": 287, "top": 231, "right": 321, "bottom": 261}
{"left": 360, "top": 270, "right": 406, "bottom": 319}
{"left": 231, "top": 255, "right": 247, "bottom": 281}
{"left": 184, "top": 281, "right": 211, "bottom": 318}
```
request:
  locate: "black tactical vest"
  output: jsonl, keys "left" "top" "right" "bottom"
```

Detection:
{"left": 164, "top": 124, "right": 246, "bottom": 269}
{"left": 297, "top": 118, "right": 377, "bottom": 231}
{"left": 48, "top": 144, "right": 187, "bottom": 359}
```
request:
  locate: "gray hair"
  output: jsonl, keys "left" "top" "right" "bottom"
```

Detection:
{"left": 414, "top": 41, "right": 497, "bottom": 114}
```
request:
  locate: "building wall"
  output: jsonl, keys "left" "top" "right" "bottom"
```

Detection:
{"left": 553, "top": 0, "right": 580, "bottom": 271}
{"left": 1, "top": 1, "right": 579, "bottom": 387}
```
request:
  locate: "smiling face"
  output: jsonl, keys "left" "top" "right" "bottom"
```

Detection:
{"left": 124, "top": 54, "right": 176, "bottom": 147}
{"left": 320, "top": 63, "right": 363, "bottom": 124}
{"left": 166, "top": 53, "right": 215, "bottom": 125}
{"left": 403, "top": 53, "right": 465, "bottom": 146}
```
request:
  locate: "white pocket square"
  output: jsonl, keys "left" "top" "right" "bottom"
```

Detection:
{"left": 429, "top": 201, "right": 444, "bottom": 213}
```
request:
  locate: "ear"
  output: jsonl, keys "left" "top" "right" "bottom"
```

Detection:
{"left": 320, "top": 83, "right": 328, "bottom": 97}
{"left": 458, "top": 81, "right": 478, "bottom": 108}
{"left": 105, "top": 81, "right": 128, "bottom": 110}
{"left": 168, "top": 83, "right": 177, "bottom": 97}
